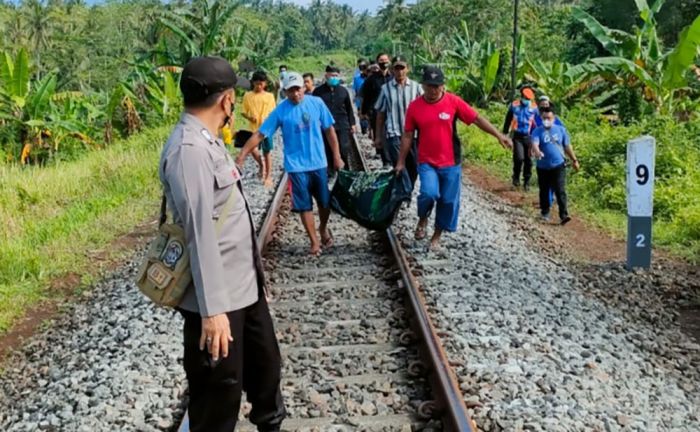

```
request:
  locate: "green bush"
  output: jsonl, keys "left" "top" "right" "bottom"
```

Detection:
{"left": 462, "top": 105, "right": 700, "bottom": 261}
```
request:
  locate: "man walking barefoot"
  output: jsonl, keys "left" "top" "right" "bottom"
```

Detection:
{"left": 237, "top": 72, "right": 344, "bottom": 256}
{"left": 395, "top": 66, "right": 512, "bottom": 250}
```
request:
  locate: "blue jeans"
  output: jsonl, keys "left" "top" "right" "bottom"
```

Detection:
{"left": 417, "top": 163, "right": 461, "bottom": 232}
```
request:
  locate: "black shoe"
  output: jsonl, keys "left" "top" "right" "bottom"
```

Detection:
{"left": 560, "top": 216, "right": 572, "bottom": 225}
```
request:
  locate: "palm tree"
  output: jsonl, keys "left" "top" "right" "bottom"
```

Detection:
{"left": 23, "top": 0, "right": 53, "bottom": 78}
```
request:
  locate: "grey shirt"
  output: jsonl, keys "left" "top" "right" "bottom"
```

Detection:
{"left": 374, "top": 78, "right": 423, "bottom": 139}
{"left": 159, "top": 113, "right": 262, "bottom": 317}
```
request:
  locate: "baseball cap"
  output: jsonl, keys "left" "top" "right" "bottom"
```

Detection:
{"left": 538, "top": 95, "right": 550, "bottom": 102}
{"left": 421, "top": 65, "right": 445, "bottom": 85}
{"left": 180, "top": 56, "right": 250, "bottom": 105}
{"left": 283, "top": 72, "right": 304, "bottom": 90}
{"left": 392, "top": 55, "right": 408, "bottom": 68}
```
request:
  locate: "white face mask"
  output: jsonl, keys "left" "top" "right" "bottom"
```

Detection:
{"left": 543, "top": 119, "right": 554, "bottom": 129}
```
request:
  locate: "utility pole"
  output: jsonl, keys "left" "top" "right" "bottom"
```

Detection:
{"left": 511, "top": 0, "right": 519, "bottom": 101}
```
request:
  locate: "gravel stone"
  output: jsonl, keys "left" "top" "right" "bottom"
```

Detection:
{"left": 391, "top": 155, "right": 700, "bottom": 431}
{"left": 0, "top": 142, "right": 283, "bottom": 431}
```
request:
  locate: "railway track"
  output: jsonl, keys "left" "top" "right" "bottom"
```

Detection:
{"left": 177, "top": 134, "right": 475, "bottom": 431}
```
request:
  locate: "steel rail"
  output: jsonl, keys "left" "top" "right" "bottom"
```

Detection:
{"left": 178, "top": 137, "right": 476, "bottom": 432}
{"left": 349, "top": 134, "right": 476, "bottom": 432}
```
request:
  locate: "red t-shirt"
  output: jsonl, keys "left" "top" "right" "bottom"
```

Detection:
{"left": 404, "top": 92, "right": 478, "bottom": 167}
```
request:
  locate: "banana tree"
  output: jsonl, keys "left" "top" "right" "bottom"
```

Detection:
{"left": 157, "top": 0, "right": 243, "bottom": 65}
{"left": 574, "top": 0, "right": 700, "bottom": 111}
{"left": 523, "top": 59, "right": 601, "bottom": 108}
{"left": 0, "top": 48, "right": 61, "bottom": 163}
{"left": 442, "top": 21, "right": 501, "bottom": 106}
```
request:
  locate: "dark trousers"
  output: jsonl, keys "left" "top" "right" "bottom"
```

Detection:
{"left": 324, "top": 127, "right": 351, "bottom": 174}
{"left": 360, "top": 118, "right": 369, "bottom": 135}
{"left": 384, "top": 136, "right": 417, "bottom": 188}
{"left": 537, "top": 164, "right": 568, "bottom": 219}
{"left": 180, "top": 296, "right": 286, "bottom": 432}
{"left": 369, "top": 111, "right": 388, "bottom": 163}
{"left": 512, "top": 132, "right": 532, "bottom": 186}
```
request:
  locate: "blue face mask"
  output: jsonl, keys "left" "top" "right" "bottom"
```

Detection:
{"left": 521, "top": 98, "right": 530, "bottom": 106}
{"left": 280, "top": 71, "right": 288, "bottom": 80}
{"left": 328, "top": 77, "right": 341, "bottom": 87}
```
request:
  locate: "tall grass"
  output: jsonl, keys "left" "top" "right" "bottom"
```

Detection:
{"left": 0, "top": 127, "right": 170, "bottom": 332}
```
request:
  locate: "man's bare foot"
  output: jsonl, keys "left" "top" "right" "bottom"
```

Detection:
{"left": 429, "top": 230, "right": 442, "bottom": 250}
{"left": 414, "top": 219, "right": 428, "bottom": 240}
{"left": 321, "top": 228, "right": 333, "bottom": 248}
{"left": 310, "top": 242, "right": 321, "bottom": 256}
{"left": 263, "top": 176, "right": 273, "bottom": 188}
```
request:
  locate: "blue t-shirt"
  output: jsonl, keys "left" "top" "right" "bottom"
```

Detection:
{"left": 259, "top": 96, "right": 335, "bottom": 173}
{"left": 352, "top": 74, "right": 365, "bottom": 109}
{"left": 532, "top": 124, "right": 569, "bottom": 169}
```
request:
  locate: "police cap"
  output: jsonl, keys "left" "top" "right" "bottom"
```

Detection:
{"left": 180, "top": 56, "right": 250, "bottom": 105}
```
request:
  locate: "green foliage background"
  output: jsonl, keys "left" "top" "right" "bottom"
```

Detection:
{"left": 0, "top": 0, "right": 698, "bottom": 335}
{"left": 462, "top": 107, "right": 700, "bottom": 260}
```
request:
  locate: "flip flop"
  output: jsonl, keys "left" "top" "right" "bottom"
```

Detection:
{"left": 310, "top": 245, "right": 322, "bottom": 257}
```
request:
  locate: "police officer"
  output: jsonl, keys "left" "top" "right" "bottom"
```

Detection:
{"left": 159, "top": 56, "right": 286, "bottom": 432}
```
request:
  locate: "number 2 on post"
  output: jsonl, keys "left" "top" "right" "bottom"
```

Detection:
{"left": 636, "top": 234, "right": 646, "bottom": 248}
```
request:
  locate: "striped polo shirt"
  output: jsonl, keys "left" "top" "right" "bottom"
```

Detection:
{"left": 374, "top": 78, "right": 423, "bottom": 138}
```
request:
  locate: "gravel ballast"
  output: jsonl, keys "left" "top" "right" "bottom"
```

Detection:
{"left": 393, "top": 166, "right": 700, "bottom": 432}
{"left": 0, "top": 143, "right": 283, "bottom": 432}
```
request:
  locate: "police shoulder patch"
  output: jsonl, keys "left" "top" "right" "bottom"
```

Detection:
{"left": 200, "top": 128, "right": 213, "bottom": 142}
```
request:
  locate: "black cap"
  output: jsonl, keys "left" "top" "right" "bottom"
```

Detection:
{"left": 421, "top": 65, "right": 445, "bottom": 85}
{"left": 180, "top": 56, "right": 250, "bottom": 105}
{"left": 392, "top": 55, "right": 408, "bottom": 67}
{"left": 251, "top": 70, "right": 268, "bottom": 82}
{"left": 325, "top": 65, "right": 340, "bottom": 73}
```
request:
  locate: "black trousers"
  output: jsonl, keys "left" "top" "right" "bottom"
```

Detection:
{"left": 180, "top": 296, "right": 286, "bottom": 432}
{"left": 384, "top": 136, "right": 417, "bottom": 188}
{"left": 537, "top": 164, "right": 568, "bottom": 219}
{"left": 512, "top": 132, "right": 532, "bottom": 186}
{"left": 324, "top": 127, "right": 351, "bottom": 174}
{"left": 369, "top": 110, "right": 388, "bottom": 164}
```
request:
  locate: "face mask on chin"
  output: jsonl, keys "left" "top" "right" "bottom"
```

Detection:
{"left": 521, "top": 98, "right": 530, "bottom": 106}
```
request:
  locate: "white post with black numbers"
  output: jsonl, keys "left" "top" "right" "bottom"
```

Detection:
{"left": 626, "top": 136, "right": 656, "bottom": 270}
